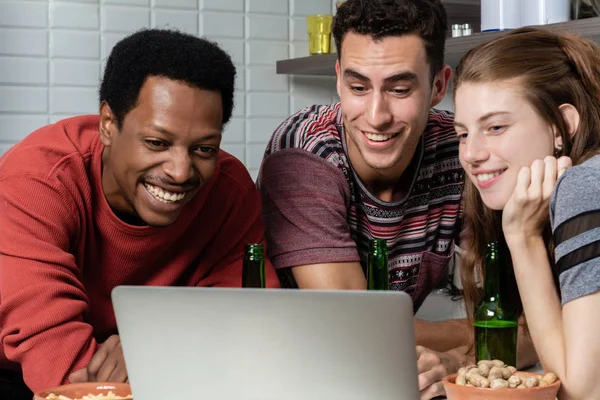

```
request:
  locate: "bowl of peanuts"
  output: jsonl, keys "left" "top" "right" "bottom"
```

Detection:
{"left": 442, "top": 359, "right": 560, "bottom": 400}
{"left": 33, "top": 382, "right": 132, "bottom": 400}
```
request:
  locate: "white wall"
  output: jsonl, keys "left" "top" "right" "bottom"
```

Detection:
{"left": 0, "top": 0, "right": 340, "bottom": 179}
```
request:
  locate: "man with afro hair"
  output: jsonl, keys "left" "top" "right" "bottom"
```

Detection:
{"left": 0, "top": 29, "right": 279, "bottom": 399}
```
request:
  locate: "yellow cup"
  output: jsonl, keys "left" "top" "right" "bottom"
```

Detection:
{"left": 306, "top": 14, "right": 333, "bottom": 56}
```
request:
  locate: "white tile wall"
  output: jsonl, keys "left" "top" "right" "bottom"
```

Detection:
{"left": 0, "top": 0, "right": 347, "bottom": 177}
{"left": 50, "top": 87, "right": 99, "bottom": 114}
{"left": 0, "top": 29, "right": 48, "bottom": 56}
{"left": 153, "top": 0, "right": 197, "bottom": 9}
{"left": 101, "top": 6, "right": 151, "bottom": 32}
{"left": 0, "top": 2, "right": 48, "bottom": 28}
{"left": 50, "top": 60, "right": 101, "bottom": 87}
{"left": 50, "top": 3, "right": 100, "bottom": 30}
{"left": 102, "top": 0, "right": 150, "bottom": 6}
{"left": 201, "top": 13, "right": 244, "bottom": 38}
{"left": 51, "top": 31, "right": 100, "bottom": 58}
{"left": 0, "top": 57, "right": 48, "bottom": 86}
{"left": 246, "top": 15, "right": 288, "bottom": 40}
{"left": 0, "top": 87, "right": 48, "bottom": 114}
{"left": 200, "top": 0, "right": 243, "bottom": 12}
{"left": 246, "top": 0, "right": 288, "bottom": 15}
{"left": 151, "top": 9, "right": 198, "bottom": 33}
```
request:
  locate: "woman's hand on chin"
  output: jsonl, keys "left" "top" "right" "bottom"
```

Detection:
{"left": 502, "top": 156, "right": 572, "bottom": 246}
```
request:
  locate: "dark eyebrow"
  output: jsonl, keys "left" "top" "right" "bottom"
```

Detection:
{"left": 343, "top": 69, "right": 418, "bottom": 85}
{"left": 149, "top": 124, "right": 176, "bottom": 137}
{"left": 383, "top": 72, "right": 417, "bottom": 83}
{"left": 343, "top": 69, "right": 370, "bottom": 82}
{"left": 147, "top": 124, "right": 222, "bottom": 141}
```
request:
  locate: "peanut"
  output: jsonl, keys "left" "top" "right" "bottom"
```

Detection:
{"left": 523, "top": 376, "right": 539, "bottom": 388}
{"left": 477, "top": 359, "right": 504, "bottom": 368}
{"left": 478, "top": 363, "right": 491, "bottom": 377}
{"left": 499, "top": 367, "right": 512, "bottom": 379}
{"left": 456, "top": 374, "right": 467, "bottom": 386}
{"left": 542, "top": 372, "right": 558, "bottom": 385}
{"left": 458, "top": 362, "right": 558, "bottom": 391}
{"left": 467, "top": 368, "right": 483, "bottom": 380}
{"left": 468, "top": 373, "right": 490, "bottom": 388}
{"left": 508, "top": 375, "right": 521, "bottom": 388}
{"left": 490, "top": 379, "right": 510, "bottom": 389}
{"left": 487, "top": 369, "right": 503, "bottom": 381}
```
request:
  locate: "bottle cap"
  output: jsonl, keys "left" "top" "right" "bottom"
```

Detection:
{"left": 461, "top": 23, "right": 473, "bottom": 36}
{"left": 451, "top": 24, "right": 463, "bottom": 38}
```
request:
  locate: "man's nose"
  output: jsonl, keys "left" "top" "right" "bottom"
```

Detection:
{"left": 365, "top": 93, "right": 393, "bottom": 129}
{"left": 163, "top": 149, "right": 194, "bottom": 184}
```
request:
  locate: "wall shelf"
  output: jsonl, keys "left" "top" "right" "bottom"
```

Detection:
{"left": 276, "top": 17, "right": 600, "bottom": 76}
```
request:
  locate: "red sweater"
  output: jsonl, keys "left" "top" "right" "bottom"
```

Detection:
{"left": 0, "top": 115, "right": 279, "bottom": 391}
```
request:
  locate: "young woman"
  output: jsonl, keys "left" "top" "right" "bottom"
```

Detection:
{"left": 453, "top": 27, "right": 600, "bottom": 399}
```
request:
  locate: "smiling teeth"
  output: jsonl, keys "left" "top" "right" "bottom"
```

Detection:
{"left": 144, "top": 183, "right": 187, "bottom": 204}
{"left": 364, "top": 132, "right": 399, "bottom": 142}
{"left": 476, "top": 171, "right": 503, "bottom": 182}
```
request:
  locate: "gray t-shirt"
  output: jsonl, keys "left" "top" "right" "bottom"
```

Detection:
{"left": 550, "top": 154, "right": 600, "bottom": 304}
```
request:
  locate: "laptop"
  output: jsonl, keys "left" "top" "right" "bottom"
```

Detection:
{"left": 112, "top": 287, "right": 419, "bottom": 400}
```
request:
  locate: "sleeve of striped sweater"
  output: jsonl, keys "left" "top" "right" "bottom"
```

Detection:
{"left": 258, "top": 149, "right": 360, "bottom": 270}
{"left": 0, "top": 174, "right": 98, "bottom": 392}
{"left": 550, "top": 156, "right": 600, "bottom": 305}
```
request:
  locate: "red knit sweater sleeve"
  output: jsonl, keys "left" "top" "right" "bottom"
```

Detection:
{"left": 195, "top": 184, "right": 280, "bottom": 289}
{"left": 0, "top": 174, "right": 97, "bottom": 391}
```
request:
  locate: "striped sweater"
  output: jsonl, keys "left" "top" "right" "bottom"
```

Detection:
{"left": 259, "top": 103, "right": 464, "bottom": 311}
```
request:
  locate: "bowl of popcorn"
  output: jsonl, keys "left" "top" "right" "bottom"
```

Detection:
{"left": 442, "top": 360, "right": 561, "bottom": 400}
{"left": 33, "top": 382, "right": 132, "bottom": 400}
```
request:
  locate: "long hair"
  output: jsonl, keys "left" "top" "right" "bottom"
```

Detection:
{"left": 453, "top": 27, "right": 600, "bottom": 321}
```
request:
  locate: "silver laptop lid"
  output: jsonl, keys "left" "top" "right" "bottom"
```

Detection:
{"left": 112, "top": 287, "right": 419, "bottom": 400}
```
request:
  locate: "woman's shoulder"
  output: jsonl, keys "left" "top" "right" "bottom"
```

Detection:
{"left": 551, "top": 154, "right": 600, "bottom": 228}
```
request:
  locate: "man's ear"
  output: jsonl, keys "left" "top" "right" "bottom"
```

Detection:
{"left": 99, "top": 101, "right": 118, "bottom": 147}
{"left": 430, "top": 64, "right": 452, "bottom": 108}
{"left": 335, "top": 59, "right": 342, "bottom": 100}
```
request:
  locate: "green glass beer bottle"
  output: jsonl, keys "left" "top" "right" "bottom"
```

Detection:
{"left": 367, "top": 239, "right": 389, "bottom": 291}
{"left": 474, "top": 242, "right": 518, "bottom": 366}
{"left": 242, "top": 243, "right": 266, "bottom": 288}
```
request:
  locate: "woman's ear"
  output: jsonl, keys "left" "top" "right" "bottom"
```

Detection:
{"left": 559, "top": 103, "right": 580, "bottom": 138}
{"left": 553, "top": 103, "right": 580, "bottom": 152}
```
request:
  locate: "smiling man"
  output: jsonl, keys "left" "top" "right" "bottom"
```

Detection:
{"left": 0, "top": 29, "right": 278, "bottom": 398}
{"left": 258, "top": 1, "right": 468, "bottom": 398}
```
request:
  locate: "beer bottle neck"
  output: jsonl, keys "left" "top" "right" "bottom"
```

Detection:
{"left": 367, "top": 239, "right": 388, "bottom": 290}
{"left": 243, "top": 243, "right": 265, "bottom": 288}
{"left": 244, "top": 244, "right": 264, "bottom": 261}
{"left": 483, "top": 243, "right": 503, "bottom": 301}
{"left": 483, "top": 259, "right": 500, "bottom": 300}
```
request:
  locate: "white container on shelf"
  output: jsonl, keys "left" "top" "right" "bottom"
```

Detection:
{"left": 521, "top": 0, "right": 571, "bottom": 26}
{"left": 481, "top": 0, "right": 522, "bottom": 31}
